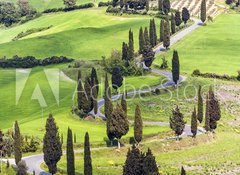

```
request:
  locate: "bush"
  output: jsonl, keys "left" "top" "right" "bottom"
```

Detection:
{"left": 98, "top": 1, "right": 112, "bottom": 7}
{"left": 106, "top": 6, "right": 121, "bottom": 13}
{"left": 0, "top": 55, "right": 74, "bottom": 68}
{"left": 43, "top": 3, "right": 94, "bottom": 13}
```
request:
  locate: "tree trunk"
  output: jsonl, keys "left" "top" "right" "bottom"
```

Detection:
{"left": 117, "top": 139, "right": 121, "bottom": 149}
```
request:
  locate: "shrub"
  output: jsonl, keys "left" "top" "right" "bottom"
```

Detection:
{"left": 43, "top": 3, "right": 94, "bottom": 13}
{"left": 98, "top": 1, "right": 112, "bottom": 7}
{"left": 0, "top": 55, "right": 74, "bottom": 68}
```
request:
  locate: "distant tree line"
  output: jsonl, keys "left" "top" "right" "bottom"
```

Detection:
{"left": 0, "top": 55, "right": 74, "bottom": 68}
{"left": 0, "top": 0, "right": 37, "bottom": 27}
{"left": 43, "top": 3, "right": 94, "bottom": 13}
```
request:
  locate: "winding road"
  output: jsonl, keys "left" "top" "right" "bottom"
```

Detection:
{"left": 1, "top": 18, "right": 204, "bottom": 175}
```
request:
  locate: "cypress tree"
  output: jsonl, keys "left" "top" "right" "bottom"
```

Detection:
{"left": 201, "top": 0, "right": 206, "bottom": 23}
{"left": 74, "top": 133, "right": 76, "bottom": 143}
{"left": 181, "top": 166, "right": 186, "bottom": 175}
{"left": 43, "top": 114, "right": 62, "bottom": 174}
{"left": 197, "top": 85, "right": 203, "bottom": 123}
{"left": 84, "top": 132, "right": 92, "bottom": 175}
{"left": 205, "top": 94, "right": 211, "bottom": 132}
{"left": 121, "top": 92, "right": 127, "bottom": 115}
{"left": 162, "top": 0, "right": 170, "bottom": 14}
{"left": 182, "top": 7, "right": 190, "bottom": 25}
{"left": 191, "top": 107, "right": 197, "bottom": 138}
{"left": 92, "top": 83, "right": 98, "bottom": 114}
{"left": 163, "top": 18, "right": 170, "bottom": 49}
{"left": 120, "top": 0, "right": 124, "bottom": 8}
{"left": 123, "top": 145, "right": 143, "bottom": 175}
{"left": 170, "top": 105, "right": 185, "bottom": 141}
{"left": 158, "top": 0, "right": 163, "bottom": 11}
{"left": 67, "top": 128, "right": 75, "bottom": 175}
{"left": 143, "top": 148, "right": 159, "bottom": 175}
{"left": 144, "top": 27, "right": 149, "bottom": 45}
{"left": 153, "top": 18, "right": 157, "bottom": 46}
{"left": 90, "top": 67, "right": 99, "bottom": 94}
{"left": 146, "top": 0, "right": 149, "bottom": 12}
{"left": 143, "top": 41, "right": 155, "bottom": 67}
{"left": 77, "top": 70, "right": 84, "bottom": 111}
{"left": 171, "top": 13, "right": 176, "bottom": 34}
{"left": 83, "top": 77, "right": 93, "bottom": 113}
{"left": 128, "top": 29, "right": 134, "bottom": 60}
{"left": 122, "top": 42, "right": 128, "bottom": 60}
{"left": 139, "top": 27, "right": 145, "bottom": 54}
{"left": 134, "top": 105, "right": 143, "bottom": 144}
{"left": 112, "top": 67, "right": 123, "bottom": 91}
{"left": 172, "top": 50, "right": 180, "bottom": 85}
{"left": 175, "top": 11, "right": 182, "bottom": 27}
{"left": 149, "top": 19, "right": 154, "bottom": 47}
{"left": 14, "top": 121, "right": 22, "bottom": 165}
{"left": 160, "top": 19, "right": 164, "bottom": 42}
{"left": 110, "top": 104, "right": 129, "bottom": 149}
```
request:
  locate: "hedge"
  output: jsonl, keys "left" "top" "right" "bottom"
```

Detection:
{"left": 43, "top": 3, "right": 94, "bottom": 13}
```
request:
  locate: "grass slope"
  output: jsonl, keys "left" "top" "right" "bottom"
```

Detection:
{"left": 154, "top": 14, "right": 240, "bottom": 76}
{"left": 0, "top": 8, "right": 156, "bottom": 59}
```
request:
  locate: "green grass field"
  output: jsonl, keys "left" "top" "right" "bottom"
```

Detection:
{"left": 0, "top": 8, "right": 156, "bottom": 59}
{"left": 154, "top": 14, "right": 240, "bottom": 76}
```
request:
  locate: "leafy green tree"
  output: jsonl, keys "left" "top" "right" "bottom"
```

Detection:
{"left": 0, "top": 2, "right": 20, "bottom": 27}
{"left": 163, "top": 19, "right": 170, "bottom": 49}
{"left": 160, "top": 19, "right": 164, "bottom": 42}
{"left": 84, "top": 132, "right": 92, "bottom": 175}
{"left": 197, "top": 85, "right": 203, "bottom": 123}
{"left": 63, "top": 0, "right": 76, "bottom": 8}
{"left": 122, "top": 42, "right": 128, "bottom": 60}
{"left": 139, "top": 27, "right": 145, "bottom": 54}
{"left": 14, "top": 121, "right": 22, "bottom": 165}
{"left": 18, "top": 0, "right": 36, "bottom": 17}
{"left": 172, "top": 50, "right": 180, "bottom": 84}
{"left": 134, "top": 105, "right": 143, "bottom": 144}
{"left": 170, "top": 106, "right": 185, "bottom": 140}
{"left": 43, "top": 114, "right": 62, "bottom": 174}
{"left": 163, "top": 0, "right": 170, "bottom": 14}
{"left": 121, "top": 92, "right": 127, "bottom": 115}
{"left": 175, "top": 11, "right": 182, "bottom": 26}
{"left": 181, "top": 166, "right": 186, "bottom": 175}
{"left": 182, "top": 7, "right": 190, "bottom": 24}
{"left": 201, "top": 0, "right": 206, "bottom": 23}
{"left": 123, "top": 145, "right": 143, "bottom": 175}
{"left": 67, "top": 128, "right": 75, "bottom": 175}
{"left": 171, "top": 13, "right": 176, "bottom": 34}
{"left": 204, "top": 94, "right": 211, "bottom": 132}
{"left": 143, "top": 148, "right": 159, "bottom": 175}
{"left": 128, "top": 29, "right": 134, "bottom": 60}
{"left": 112, "top": 67, "right": 123, "bottom": 91}
{"left": 191, "top": 107, "right": 198, "bottom": 138}
{"left": 110, "top": 104, "right": 129, "bottom": 148}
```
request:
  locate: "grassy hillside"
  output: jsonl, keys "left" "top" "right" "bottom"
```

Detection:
{"left": 0, "top": 8, "right": 155, "bottom": 59}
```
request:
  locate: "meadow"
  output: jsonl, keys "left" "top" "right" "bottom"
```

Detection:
{"left": 0, "top": 8, "right": 156, "bottom": 59}
{"left": 154, "top": 14, "right": 240, "bottom": 76}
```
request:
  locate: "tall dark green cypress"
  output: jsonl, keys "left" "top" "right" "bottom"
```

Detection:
{"left": 84, "top": 132, "right": 92, "bottom": 175}
{"left": 77, "top": 70, "right": 84, "bottom": 110}
{"left": 121, "top": 92, "right": 127, "bottom": 115}
{"left": 149, "top": 19, "right": 154, "bottom": 47}
{"left": 205, "top": 94, "right": 210, "bottom": 132}
{"left": 146, "top": 0, "right": 149, "bottom": 11}
{"left": 197, "top": 85, "right": 203, "bottom": 123}
{"left": 90, "top": 67, "right": 99, "bottom": 94}
{"left": 67, "top": 128, "right": 75, "bottom": 175}
{"left": 172, "top": 50, "right": 180, "bottom": 85}
{"left": 128, "top": 29, "right": 134, "bottom": 60}
{"left": 160, "top": 19, "right": 164, "bottom": 42}
{"left": 139, "top": 27, "right": 145, "bottom": 54}
{"left": 201, "top": 0, "right": 206, "bottom": 23}
{"left": 191, "top": 107, "right": 198, "bottom": 138}
{"left": 153, "top": 18, "right": 157, "bottom": 46}
{"left": 122, "top": 42, "right": 128, "bottom": 60}
{"left": 181, "top": 166, "right": 186, "bottom": 175}
{"left": 163, "top": 18, "right": 170, "bottom": 49}
{"left": 14, "top": 121, "right": 22, "bottom": 165}
{"left": 143, "top": 148, "right": 159, "bottom": 175}
{"left": 83, "top": 77, "right": 93, "bottom": 113}
{"left": 43, "top": 114, "right": 62, "bottom": 174}
{"left": 171, "top": 13, "right": 176, "bottom": 34}
{"left": 162, "top": 0, "right": 170, "bottom": 14}
{"left": 158, "top": 0, "right": 162, "bottom": 11}
{"left": 175, "top": 11, "right": 182, "bottom": 27}
{"left": 144, "top": 27, "right": 149, "bottom": 45}
{"left": 134, "top": 105, "right": 143, "bottom": 144}
{"left": 92, "top": 83, "right": 98, "bottom": 114}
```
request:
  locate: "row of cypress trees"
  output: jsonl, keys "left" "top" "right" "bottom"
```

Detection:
{"left": 43, "top": 114, "right": 93, "bottom": 175}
